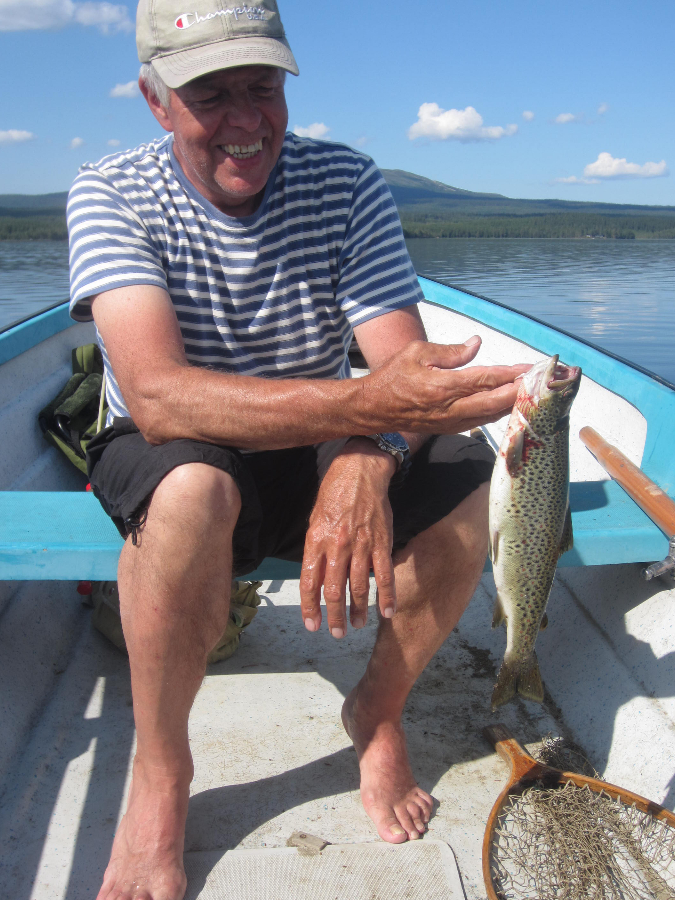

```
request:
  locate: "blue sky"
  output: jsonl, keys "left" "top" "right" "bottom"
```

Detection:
{"left": 1, "top": 0, "right": 672, "bottom": 205}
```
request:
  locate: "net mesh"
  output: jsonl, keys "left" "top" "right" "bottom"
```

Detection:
{"left": 489, "top": 780, "right": 675, "bottom": 899}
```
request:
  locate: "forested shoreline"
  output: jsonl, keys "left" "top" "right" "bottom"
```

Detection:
{"left": 2, "top": 173, "right": 675, "bottom": 240}
{"left": 400, "top": 213, "right": 675, "bottom": 240}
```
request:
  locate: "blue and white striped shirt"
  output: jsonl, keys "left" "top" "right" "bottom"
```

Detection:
{"left": 68, "top": 132, "right": 423, "bottom": 421}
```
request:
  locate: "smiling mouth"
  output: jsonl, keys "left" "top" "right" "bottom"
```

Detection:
{"left": 219, "top": 140, "right": 263, "bottom": 160}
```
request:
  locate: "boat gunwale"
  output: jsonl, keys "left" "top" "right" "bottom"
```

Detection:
{"left": 418, "top": 275, "right": 675, "bottom": 496}
{"left": 418, "top": 273, "right": 675, "bottom": 392}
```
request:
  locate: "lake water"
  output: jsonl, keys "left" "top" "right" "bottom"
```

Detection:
{"left": 406, "top": 238, "right": 675, "bottom": 386}
{"left": 1, "top": 238, "right": 674, "bottom": 385}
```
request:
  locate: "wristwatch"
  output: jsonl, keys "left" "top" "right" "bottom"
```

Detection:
{"left": 364, "top": 432, "right": 412, "bottom": 480}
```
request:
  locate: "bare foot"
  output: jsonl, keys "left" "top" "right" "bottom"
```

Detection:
{"left": 97, "top": 759, "right": 190, "bottom": 900}
{"left": 342, "top": 686, "right": 434, "bottom": 843}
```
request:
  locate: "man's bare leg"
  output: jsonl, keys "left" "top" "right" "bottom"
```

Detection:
{"left": 342, "top": 482, "right": 489, "bottom": 843}
{"left": 97, "top": 463, "right": 241, "bottom": 900}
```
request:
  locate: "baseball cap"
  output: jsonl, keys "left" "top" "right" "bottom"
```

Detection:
{"left": 137, "top": 1, "right": 299, "bottom": 89}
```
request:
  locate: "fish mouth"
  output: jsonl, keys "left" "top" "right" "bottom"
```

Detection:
{"left": 548, "top": 360, "right": 581, "bottom": 391}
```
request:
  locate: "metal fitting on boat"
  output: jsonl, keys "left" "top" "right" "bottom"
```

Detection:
{"left": 642, "top": 535, "right": 675, "bottom": 581}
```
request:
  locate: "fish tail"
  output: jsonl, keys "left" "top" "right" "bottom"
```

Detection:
{"left": 491, "top": 659, "right": 518, "bottom": 710}
{"left": 517, "top": 651, "right": 544, "bottom": 704}
{"left": 491, "top": 652, "right": 544, "bottom": 711}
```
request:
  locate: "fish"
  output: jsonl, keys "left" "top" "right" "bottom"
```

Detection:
{"left": 488, "top": 354, "right": 582, "bottom": 710}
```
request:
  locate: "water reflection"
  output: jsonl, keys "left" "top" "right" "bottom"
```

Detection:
{"left": 407, "top": 238, "right": 675, "bottom": 384}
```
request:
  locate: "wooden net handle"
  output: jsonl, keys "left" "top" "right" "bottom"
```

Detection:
{"left": 580, "top": 426, "right": 675, "bottom": 537}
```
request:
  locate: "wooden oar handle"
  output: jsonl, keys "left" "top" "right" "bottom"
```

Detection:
{"left": 580, "top": 426, "right": 675, "bottom": 538}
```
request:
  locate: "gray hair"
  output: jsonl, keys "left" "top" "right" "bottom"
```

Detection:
{"left": 139, "top": 62, "right": 171, "bottom": 108}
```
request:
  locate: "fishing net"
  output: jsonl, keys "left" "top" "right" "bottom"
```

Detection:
{"left": 488, "top": 779, "right": 675, "bottom": 900}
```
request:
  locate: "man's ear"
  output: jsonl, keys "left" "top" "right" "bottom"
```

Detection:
{"left": 139, "top": 78, "right": 173, "bottom": 132}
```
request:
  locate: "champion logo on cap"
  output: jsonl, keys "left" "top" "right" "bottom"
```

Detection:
{"left": 175, "top": 7, "right": 267, "bottom": 29}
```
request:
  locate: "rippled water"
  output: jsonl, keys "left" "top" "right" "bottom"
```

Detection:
{"left": 406, "top": 238, "right": 675, "bottom": 385}
{"left": 1, "top": 238, "right": 674, "bottom": 385}
{"left": 0, "top": 242, "right": 70, "bottom": 331}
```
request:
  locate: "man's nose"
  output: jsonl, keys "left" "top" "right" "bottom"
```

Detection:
{"left": 225, "top": 94, "right": 262, "bottom": 131}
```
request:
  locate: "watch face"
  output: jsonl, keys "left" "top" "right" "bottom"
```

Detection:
{"left": 379, "top": 432, "right": 408, "bottom": 453}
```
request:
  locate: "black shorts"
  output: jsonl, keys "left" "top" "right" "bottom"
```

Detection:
{"left": 86, "top": 418, "right": 495, "bottom": 577}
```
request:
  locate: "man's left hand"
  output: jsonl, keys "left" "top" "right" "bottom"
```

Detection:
{"left": 300, "top": 439, "right": 398, "bottom": 637}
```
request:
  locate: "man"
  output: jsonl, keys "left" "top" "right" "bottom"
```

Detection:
{"left": 67, "top": 2, "right": 526, "bottom": 898}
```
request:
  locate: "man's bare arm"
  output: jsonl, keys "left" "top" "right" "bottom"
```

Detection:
{"left": 92, "top": 285, "right": 525, "bottom": 448}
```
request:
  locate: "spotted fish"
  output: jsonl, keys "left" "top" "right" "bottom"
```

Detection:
{"left": 488, "top": 355, "right": 581, "bottom": 710}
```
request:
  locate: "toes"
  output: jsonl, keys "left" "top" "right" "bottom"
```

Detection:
{"left": 406, "top": 801, "right": 428, "bottom": 836}
{"left": 415, "top": 789, "right": 434, "bottom": 821}
{"left": 394, "top": 805, "right": 420, "bottom": 841}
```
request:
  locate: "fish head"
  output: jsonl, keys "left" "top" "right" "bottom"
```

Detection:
{"left": 516, "top": 355, "right": 582, "bottom": 434}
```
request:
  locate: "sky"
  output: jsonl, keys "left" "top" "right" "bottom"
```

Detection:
{"left": 0, "top": 0, "right": 673, "bottom": 205}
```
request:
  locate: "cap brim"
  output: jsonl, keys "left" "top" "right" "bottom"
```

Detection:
{"left": 152, "top": 36, "right": 299, "bottom": 89}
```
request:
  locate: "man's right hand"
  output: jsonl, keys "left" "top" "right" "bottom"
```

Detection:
{"left": 359, "top": 336, "right": 529, "bottom": 435}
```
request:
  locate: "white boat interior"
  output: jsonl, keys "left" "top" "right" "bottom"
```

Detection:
{"left": 0, "top": 296, "right": 673, "bottom": 899}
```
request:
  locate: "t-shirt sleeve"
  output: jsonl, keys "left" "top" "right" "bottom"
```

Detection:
{"left": 336, "top": 160, "right": 424, "bottom": 326}
{"left": 67, "top": 167, "right": 168, "bottom": 322}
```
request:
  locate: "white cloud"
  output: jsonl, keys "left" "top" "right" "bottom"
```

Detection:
{"left": 555, "top": 113, "right": 580, "bottom": 124}
{"left": 107, "top": 138, "right": 121, "bottom": 146}
{"left": 110, "top": 81, "right": 140, "bottom": 99}
{"left": 0, "top": 0, "right": 133, "bottom": 33}
{"left": 408, "top": 104, "right": 517, "bottom": 142}
{"left": 293, "top": 123, "right": 330, "bottom": 140}
{"left": 0, "top": 129, "right": 35, "bottom": 145}
{"left": 522, "top": 110, "right": 535, "bottom": 121}
{"left": 72, "top": 1, "right": 133, "bottom": 31}
{"left": 584, "top": 151, "right": 668, "bottom": 179}
{"left": 554, "top": 175, "right": 599, "bottom": 185}
{"left": 70, "top": 136, "right": 84, "bottom": 149}
{"left": 597, "top": 103, "right": 609, "bottom": 115}
{"left": 354, "top": 136, "right": 369, "bottom": 148}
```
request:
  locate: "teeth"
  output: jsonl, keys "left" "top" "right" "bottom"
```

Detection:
{"left": 222, "top": 140, "right": 263, "bottom": 159}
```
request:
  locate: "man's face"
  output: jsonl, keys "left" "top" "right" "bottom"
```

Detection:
{"left": 155, "top": 66, "right": 288, "bottom": 217}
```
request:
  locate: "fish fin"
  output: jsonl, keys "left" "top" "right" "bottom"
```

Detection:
{"left": 540, "top": 612, "right": 549, "bottom": 630}
{"left": 518, "top": 652, "right": 545, "bottom": 703}
{"left": 491, "top": 594, "right": 506, "bottom": 629}
{"left": 489, "top": 529, "right": 499, "bottom": 564}
{"left": 505, "top": 430, "right": 524, "bottom": 476}
{"left": 491, "top": 658, "right": 517, "bottom": 710}
{"left": 491, "top": 653, "right": 545, "bottom": 711}
{"left": 559, "top": 503, "right": 574, "bottom": 557}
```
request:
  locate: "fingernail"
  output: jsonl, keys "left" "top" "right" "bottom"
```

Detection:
{"left": 383, "top": 606, "right": 395, "bottom": 619}
{"left": 464, "top": 335, "right": 481, "bottom": 347}
{"left": 331, "top": 627, "right": 345, "bottom": 639}
{"left": 352, "top": 617, "right": 365, "bottom": 629}
{"left": 390, "top": 825, "right": 405, "bottom": 836}
{"left": 304, "top": 618, "right": 318, "bottom": 632}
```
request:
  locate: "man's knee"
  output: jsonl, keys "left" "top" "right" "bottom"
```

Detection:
{"left": 150, "top": 463, "right": 242, "bottom": 530}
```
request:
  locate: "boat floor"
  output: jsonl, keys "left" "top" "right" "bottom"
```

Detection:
{"left": 0, "top": 575, "right": 580, "bottom": 900}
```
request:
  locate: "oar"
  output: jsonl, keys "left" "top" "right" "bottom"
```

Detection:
{"left": 579, "top": 426, "right": 675, "bottom": 579}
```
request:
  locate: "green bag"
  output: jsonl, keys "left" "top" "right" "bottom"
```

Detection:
{"left": 90, "top": 580, "right": 263, "bottom": 664}
{"left": 38, "top": 344, "right": 108, "bottom": 474}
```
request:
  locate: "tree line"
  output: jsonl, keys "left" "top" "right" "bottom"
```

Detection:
{"left": 400, "top": 213, "right": 675, "bottom": 240}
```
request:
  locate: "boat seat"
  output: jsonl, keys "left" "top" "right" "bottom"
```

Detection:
{"left": 0, "top": 483, "right": 670, "bottom": 581}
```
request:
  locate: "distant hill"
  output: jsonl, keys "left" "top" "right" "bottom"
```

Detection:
{"left": 381, "top": 170, "right": 675, "bottom": 239}
{"left": 1, "top": 178, "right": 674, "bottom": 240}
{"left": 0, "top": 192, "right": 68, "bottom": 212}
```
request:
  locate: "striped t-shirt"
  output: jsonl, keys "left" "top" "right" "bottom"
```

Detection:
{"left": 67, "top": 132, "right": 423, "bottom": 422}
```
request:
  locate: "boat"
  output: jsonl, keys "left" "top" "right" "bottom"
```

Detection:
{"left": 0, "top": 276, "right": 673, "bottom": 899}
